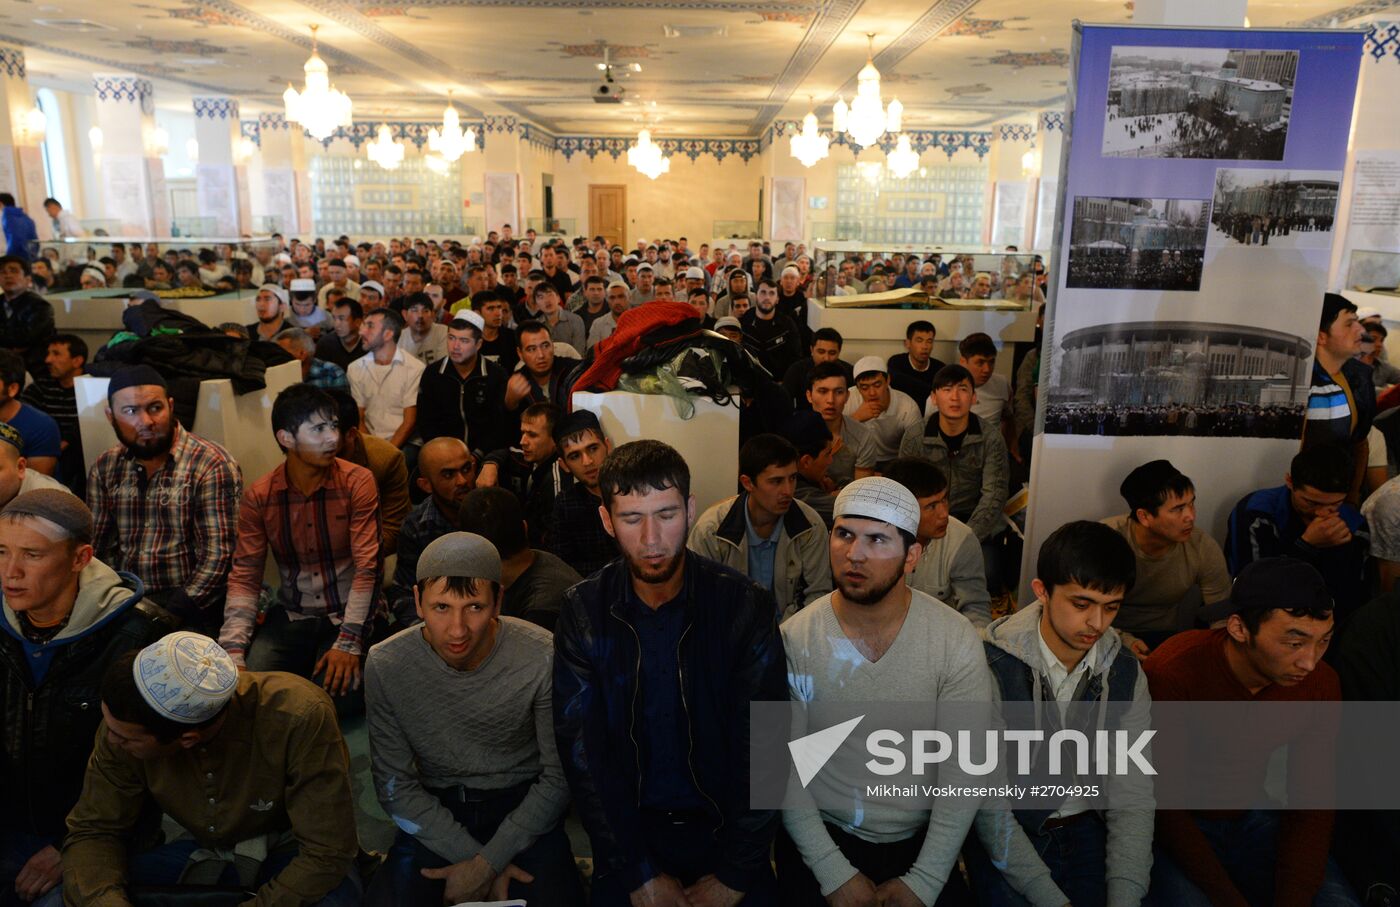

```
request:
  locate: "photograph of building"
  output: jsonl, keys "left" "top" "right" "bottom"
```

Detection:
{"left": 1210, "top": 168, "right": 1340, "bottom": 248}
{"left": 1066, "top": 196, "right": 1209, "bottom": 290}
{"left": 1102, "top": 46, "right": 1297, "bottom": 160}
{"left": 1044, "top": 320, "right": 1310, "bottom": 437}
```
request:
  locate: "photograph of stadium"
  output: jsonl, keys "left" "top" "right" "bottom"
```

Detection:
{"left": 1065, "top": 196, "right": 1209, "bottom": 291}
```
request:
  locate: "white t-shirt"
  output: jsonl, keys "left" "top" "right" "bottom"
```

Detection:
{"left": 347, "top": 346, "right": 426, "bottom": 440}
{"left": 971, "top": 374, "right": 1011, "bottom": 430}
{"left": 399, "top": 323, "right": 449, "bottom": 367}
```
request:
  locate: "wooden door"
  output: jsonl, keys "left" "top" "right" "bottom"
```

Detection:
{"left": 589, "top": 184, "right": 627, "bottom": 247}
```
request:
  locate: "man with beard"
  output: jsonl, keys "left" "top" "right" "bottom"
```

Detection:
{"left": 245, "top": 284, "right": 289, "bottom": 342}
{"left": 387, "top": 437, "right": 476, "bottom": 626}
{"left": 586, "top": 282, "right": 632, "bottom": 350}
{"left": 349, "top": 308, "right": 425, "bottom": 449}
{"left": 503, "top": 321, "right": 580, "bottom": 414}
{"left": 88, "top": 366, "right": 240, "bottom": 635}
{"left": 547, "top": 411, "right": 618, "bottom": 578}
{"left": 742, "top": 278, "right": 803, "bottom": 380}
{"left": 416, "top": 311, "right": 509, "bottom": 457}
{"left": 777, "top": 477, "right": 988, "bottom": 906}
{"left": 688, "top": 433, "right": 832, "bottom": 618}
{"left": 219, "top": 385, "right": 382, "bottom": 718}
{"left": 554, "top": 440, "right": 786, "bottom": 906}
{"left": 777, "top": 265, "right": 811, "bottom": 348}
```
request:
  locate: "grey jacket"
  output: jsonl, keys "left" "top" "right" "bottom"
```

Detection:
{"left": 907, "top": 516, "right": 991, "bottom": 627}
{"left": 898, "top": 413, "right": 1009, "bottom": 542}
{"left": 687, "top": 493, "right": 832, "bottom": 619}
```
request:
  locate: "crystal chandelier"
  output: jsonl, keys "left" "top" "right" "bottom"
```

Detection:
{"left": 886, "top": 133, "right": 919, "bottom": 178}
{"left": 366, "top": 123, "right": 404, "bottom": 171}
{"left": 283, "top": 25, "right": 353, "bottom": 141}
{"left": 789, "top": 98, "right": 830, "bottom": 168}
{"left": 627, "top": 129, "right": 670, "bottom": 180}
{"left": 428, "top": 92, "right": 476, "bottom": 162}
{"left": 832, "top": 34, "right": 902, "bottom": 149}
{"left": 423, "top": 154, "right": 449, "bottom": 175}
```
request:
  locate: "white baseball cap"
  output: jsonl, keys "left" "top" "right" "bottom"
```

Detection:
{"left": 834, "top": 477, "right": 921, "bottom": 538}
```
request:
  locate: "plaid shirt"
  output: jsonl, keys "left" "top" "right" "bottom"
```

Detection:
{"left": 220, "top": 458, "right": 382, "bottom": 664}
{"left": 306, "top": 357, "right": 350, "bottom": 392}
{"left": 88, "top": 424, "right": 241, "bottom": 610}
{"left": 548, "top": 481, "right": 618, "bottom": 578}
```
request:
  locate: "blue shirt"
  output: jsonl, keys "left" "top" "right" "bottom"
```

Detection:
{"left": 625, "top": 586, "right": 705, "bottom": 811}
{"left": 4, "top": 403, "right": 62, "bottom": 459}
{"left": 744, "top": 500, "right": 780, "bottom": 595}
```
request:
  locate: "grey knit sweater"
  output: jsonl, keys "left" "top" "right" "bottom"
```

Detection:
{"left": 365, "top": 618, "right": 569, "bottom": 870}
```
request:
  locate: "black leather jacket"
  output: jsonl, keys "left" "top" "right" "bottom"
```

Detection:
{"left": 0, "top": 573, "right": 173, "bottom": 838}
{"left": 553, "top": 552, "right": 787, "bottom": 894}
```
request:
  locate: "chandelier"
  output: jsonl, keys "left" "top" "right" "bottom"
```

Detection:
{"left": 424, "top": 154, "right": 449, "bottom": 175}
{"left": 789, "top": 97, "right": 830, "bottom": 168}
{"left": 886, "top": 133, "right": 919, "bottom": 178}
{"left": 832, "top": 34, "right": 902, "bottom": 149}
{"left": 283, "top": 25, "right": 353, "bottom": 141}
{"left": 366, "top": 123, "right": 404, "bottom": 171}
{"left": 627, "top": 129, "right": 670, "bottom": 180}
{"left": 428, "top": 92, "right": 476, "bottom": 162}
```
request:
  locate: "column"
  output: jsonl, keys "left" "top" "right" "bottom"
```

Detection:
{"left": 256, "top": 113, "right": 308, "bottom": 235}
{"left": 192, "top": 97, "right": 247, "bottom": 236}
{"left": 988, "top": 121, "right": 1037, "bottom": 249}
{"left": 92, "top": 74, "right": 168, "bottom": 236}
{"left": 0, "top": 46, "right": 48, "bottom": 224}
{"left": 1029, "top": 111, "right": 1066, "bottom": 249}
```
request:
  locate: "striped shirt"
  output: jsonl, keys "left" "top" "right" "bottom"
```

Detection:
{"left": 88, "top": 424, "right": 241, "bottom": 610}
{"left": 1304, "top": 358, "right": 1373, "bottom": 448}
{"left": 220, "top": 458, "right": 383, "bottom": 664}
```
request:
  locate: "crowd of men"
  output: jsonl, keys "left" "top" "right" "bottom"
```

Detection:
{"left": 1045, "top": 401, "right": 1307, "bottom": 439}
{"left": 2, "top": 230, "right": 1400, "bottom": 907}
{"left": 1064, "top": 247, "right": 1205, "bottom": 291}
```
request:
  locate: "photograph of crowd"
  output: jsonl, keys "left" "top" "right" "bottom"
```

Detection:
{"left": 1044, "top": 319, "right": 1311, "bottom": 438}
{"left": 1065, "top": 196, "right": 1208, "bottom": 290}
{"left": 1209, "top": 168, "right": 1340, "bottom": 248}
{"left": 1101, "top": 47, "right": 1297, "bottom": 160}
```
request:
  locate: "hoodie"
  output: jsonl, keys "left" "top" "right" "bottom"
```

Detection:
{"left": 973, "top": 601, "right": 1155, "bottom": 906}
{"left": 0, "top": 558, "right": 173, "bottom": 836}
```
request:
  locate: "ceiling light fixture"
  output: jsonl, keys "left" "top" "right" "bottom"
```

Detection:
{"left": 235, "top": 136, "right": 257, "bottom": 164}
{"left": 88, "top": 126, "right": 103, "bottom": 152}
{"left": 1020, "top": 147, "right": 1042, "bottom": 179}
{"left": 21, "top": 107, "right": 47, "bottom": 143}
{"left": 146, "top": 125, "right": 169, "bottom": 157}
{"left": 283, "top": 24, "right": 353, "bottom": 141}
{"left": 789, "top": 96, "right": 830, "bottom": 168}
{"left": 886, "top": 133, "right": 919, "bottom": 178}
{"left": 366, "top": 123, "right": 404, "bottom": 171}
{"left": 427, "top": 92, "right": 476, "bottom": 162}
{"left": 627, "top": 128, "right": 669, "bottom": 180}
{"left": 424, "top": 153, "right": 449, "bottom": 175}
{"left": 832, "top": 33, "right": 902, "bottom": 149}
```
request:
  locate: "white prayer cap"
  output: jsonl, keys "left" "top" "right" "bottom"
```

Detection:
{"left": 360, "top": 280, "right": 385, "bottom": 296}
{"left": 781, "top": 265, "right": 801, "bottom": 278}
{"left": 834, "top": 477, "right": 920, "bottom": 539}
{"left": 258, "top": 283, "right": 288, "bottom": 306}
{"left": 134, "top": 632, "right": 239, "bottom": 724}
{"left": 344, "top": 254, "right": 361, "bottom": 267}
{"left": 853, "top": 355, "right": 887, "bottom": 379}
{"left": 452, "top": 309, "right": 485, "bottom": 331}
{"left": 290, "top": 278, "right": 316, "bottom": 293}
{"left": 685, "top": 266, "right": 705, "bottom": 280}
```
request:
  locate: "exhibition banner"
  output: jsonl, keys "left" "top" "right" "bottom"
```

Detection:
{"left": 1022, "top": 24, "right": 1366, "bottom": 595}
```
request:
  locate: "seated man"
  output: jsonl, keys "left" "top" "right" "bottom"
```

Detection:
{"left": 1229, "top": 443, "right": 1368, "bottom": 621}
{"left": 1146, "top": 557, "right": 1353, "bottom": 906}
{"left": 0, "top": 422, "right": 68, "bottom": 510}
{"left": 479, "top": 402, "right": 569, "bottom": 549}
{"left": 886, "top": 320, "right": 945, "bottom": 412}
{"left": 884, "top": 457, "right": 991, "bottom": 627}
{"left": 275, "top": 327, "right": 349, "bottom": 391}
{"left": 1102, "top": 459, "right": 1230, "bottom": 648}
{"left": 0, "top": 255, "right": 55, "bottom": 375}
{"left": 416, "top": 312, "right": 510, "bottom": 457}
{"left": 220, "top": 385, "right": 383, "bottom": 718}
{"left": 315, "top": 297, "right": 366, "bottom": 371}
{"left": 365, "top": 533, "right": 585, "bottom": 907}
{"left": 460, "top": 486, "right": 580, "bottom": 631}
{"left": 0, "top": 491, "right": 172, "bottom": 906}
{"left": 807, "top": 361, "right": 877, "bottom": 489}
{"left": 388, "top": 437, "right": 475, "bottom": 626}
{"left": 966, "top": 520, "right": 1154, "bottom": 907}
{"left": 688, "top": 433, "right": 832, "bottom": 618}
{"left": 20, "top": 333, "right": 87, "bottom": 493}
{"left": 0, "top": 349, "right": 60, "bottom": 476}
{"left": 548, "top": 410, "right": 619, "bottom": 577}
{"left": 330, "top": 390, "right": 409, "bottom": 555}
{"left": 63, "top": 632, "right": 360, "bottom": 905}
{"left": 778, "top": 477, "right": 986, "bottom": 906}
{"left": 88, "top": 365, "right": 240, "bottom": 634}
{"left": 780, "top": 328, "right": 853, "bottom": 403}
{"left": 554, "top": 440, "right": 784, "bottom": 906}
{"left": 398, "top": 292, "right": 449, "bottom": 366}
{"left": 959, "top": 332, "right": 1015, "bottom": 441}
{"left": 348, "top": 308, "right": 425, "bottom": 449}
{"left": 845, "top": 357, "right": 924, "bottom": 468}
{"left": 782, "top": 409, "right": 838, "bottom": 528}
{"left": 504, "top": 321, "right": 580, "bottom": 413}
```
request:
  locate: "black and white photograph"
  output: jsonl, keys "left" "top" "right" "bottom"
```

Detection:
{"left": 1065, "top": 196, "right": 1209, "bottom": 290}
{"left": 1043, "top": 320, "right": 1310, "bottom": 438}
{"left": 1102, "top": 47, "right": 1297, "bottom": 160}
{"left": 1208, "top": 167, "right": 1340, "bottom": 249}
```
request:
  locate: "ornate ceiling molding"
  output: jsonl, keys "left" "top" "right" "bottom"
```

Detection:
{"left": 193, "top": 97, "right": 240, "bottom": 119}
{"left": 555, "top": 135, "right": 761, "bottom": 163}
{"left": 0, "top": 47, "right": 27, "bottom": 82}
{"left": 749, "top": 0, "right": 864, "bottom": 129}
{"left": 765, "top": 120, "right": 991, "bottom": 159}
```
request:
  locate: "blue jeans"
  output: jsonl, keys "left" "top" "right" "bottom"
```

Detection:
{"left": 365, "top": 780, "right": 584, "bottom": 907}
{"left": 0, "top": 831, "right": 59, "bottom": 907}
{"left": 31, "top": 837, "right": 360, "bottom": 907}
{"left": 1147, "top": 810, "right": 1359, "bottom": 906}
{"left": 964, "top": 812, "right": 1109, "bottom": 907}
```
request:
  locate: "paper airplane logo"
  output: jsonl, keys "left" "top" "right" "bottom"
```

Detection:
{"left": 789, "top": 715, "right": 864, "bottom": 787}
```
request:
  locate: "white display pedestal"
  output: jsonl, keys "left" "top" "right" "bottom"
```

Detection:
{"left": 572, "top": 390, "right": 740, "bottom": 516}
{"left": 74, "top": 360, "right": 301, "bottom": 482}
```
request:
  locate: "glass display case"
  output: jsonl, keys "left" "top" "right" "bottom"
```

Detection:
{"left": 811, "top": 242, "right": 1045, "bottom": 311}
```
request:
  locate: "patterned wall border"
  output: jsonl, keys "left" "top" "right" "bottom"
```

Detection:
{"left": 258, "top": 113, "right": 289, "bottom": 131}
{"left": 521, "top": 123, "right": 557, "bottom": 151}
{"left": 765, "top": 120, "right": 993, "bottom": 159}
{"left": 1365, "top": 21, "right": 1399, "bottom": 62}
{"left": 555, "top": 136, "right": 762, "bottom": 163}
{"left": 1298, "top": 0, "right": 1400, "bottom": 27}
{"left": 482, "top": 115, "right": 519, "bottom": 134}
{"left": 241, "top": 120, "right": 261, "bottom": 147}
{"left": 236, "top": 119, "right": 490, "bottom": 150}
{"left": 0, "top": 47, "right": 25, "bottom": 81}
{"left": 194, "top": 97, "right": 240, "bottom": 120}
{"left": 93, "top": 75, "right": 154, "bottom": 106}
{"left": 1039, "top": 111, "right": 1064, "bottom": 132}
{"left": 996, "top": 123, "right": 1035, "bottom": 143}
